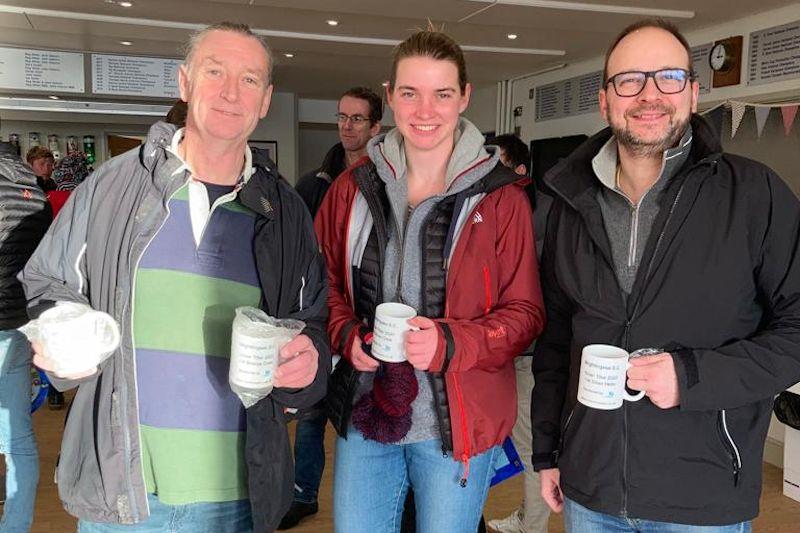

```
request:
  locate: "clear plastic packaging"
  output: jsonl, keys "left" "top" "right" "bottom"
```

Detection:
{"left": 229, "top": 307, "right": 305, "bottom": 408}
{"left": 19, "top": 301, "right": 120, "bottom": 376}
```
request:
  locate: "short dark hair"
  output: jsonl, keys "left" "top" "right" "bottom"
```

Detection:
{"left": 603, "top": 18, "right": 694, "bottom": 82}
{"left": 341, "top": 86, "right": 383, "bottom": 124}
{"left": 493, "top": 134, "right": 529, "bottom": 171}
{"left": 26, "top": 145, "right": 54, "bottom": 165}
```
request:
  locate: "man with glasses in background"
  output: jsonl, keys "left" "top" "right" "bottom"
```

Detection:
{"left": 295, "top": 87, "right": 382, "bottom": 217}
{"left": 532, "top": 18, "right": 800, "bottom": 532}
{"left": 283, "top": 86, "right": 381, "bottom": 530}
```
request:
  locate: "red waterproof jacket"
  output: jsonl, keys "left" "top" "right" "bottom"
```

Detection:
{"left": 315, "top": 156, "right": 545, "bottom": 469}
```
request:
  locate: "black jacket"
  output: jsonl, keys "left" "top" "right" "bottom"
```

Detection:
{"left": 295, "top": 142, "right": 346, "bottom": 217}
{"left": 0, "top": 142, "right": 50, "bottom": 330}
{"left": 242, "top": 149, "right": 332, "bottom": 533}
{"left": 531, "top": 115, "right": 800, "bottom": 525}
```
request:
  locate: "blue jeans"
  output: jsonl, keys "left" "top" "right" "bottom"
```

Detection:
{"left": 292, "top": 409, "right": 327, "bottom": 503}
{"left": 77, "top": 494, "right": 252, "bottom": 532}
{"left": 0, "top": 330, "right": 39, "bottom": 533}
{"left": 563, "top": 497, "right": 752, "bottom": 533}
{"left": 333, "top": 428, "right": 498, "bottom": 533}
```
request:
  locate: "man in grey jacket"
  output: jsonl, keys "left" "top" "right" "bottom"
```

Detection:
{"left": 21, "top": 22, "right": 329, "bottom": 533}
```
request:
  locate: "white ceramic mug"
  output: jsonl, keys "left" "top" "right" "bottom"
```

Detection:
{"left": 36, "top": 303, "right": 120, "bottom": 376}
{"left": 371, "top": 302, "right": 418, "bottom": 363}
{"left": 577, "top": 344, "right": 645, "bottom": 410}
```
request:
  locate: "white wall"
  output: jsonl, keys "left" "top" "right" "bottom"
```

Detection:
{"left": 464, "top": 84, "right": 499, "bottom": 134}
{"left": 256, "top": 91, "right": 298, "bottom": 183}
{"left": 511, "top": 3, "right": 800, "bottom": 142}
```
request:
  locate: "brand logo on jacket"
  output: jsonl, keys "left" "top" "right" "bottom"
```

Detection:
{"left": 22, "top": 189, "right": 33, "bottom": 200}
{"left": 473, "top": 211, "right": 483, "bottom": 224}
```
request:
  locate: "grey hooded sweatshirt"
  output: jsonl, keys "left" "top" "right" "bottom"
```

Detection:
{"left": 361, "top": 117, "right": 501, "bottom": 443}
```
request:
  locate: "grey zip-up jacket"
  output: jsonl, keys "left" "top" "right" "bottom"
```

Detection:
{"left": 20, "top": 121, "right": 330, "bottom": 529}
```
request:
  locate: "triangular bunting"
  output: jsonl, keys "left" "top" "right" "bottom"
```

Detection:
{"left": 781, "top": 105, "right": 798, "bottom": 136}
{"left": 706, "top": 105, "right": 725, "bottom": 139}
{"left": 730, "top": 101, "right": 747, "bottom": 139}
{"left": 754, "top": 106, "right": 771, "bottom": 139}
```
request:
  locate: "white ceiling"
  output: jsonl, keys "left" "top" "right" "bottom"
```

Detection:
{"left": 0, "top": 0, "right": 794, "bottom": 100}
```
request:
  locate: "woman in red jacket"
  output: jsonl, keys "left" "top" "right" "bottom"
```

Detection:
{"left": 315, "top": 29, "right": 545, "bottom": 533}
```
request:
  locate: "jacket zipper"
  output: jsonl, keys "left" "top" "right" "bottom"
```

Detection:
{"left": 628, "top": 205, "right": 639, "bottom": 268}
{"left": 394, "top": 207, "right": 411, "bottom": 303}
{"left": 620, "top": 181, "right": 686, "bottom": 517}
{"left": 560, "top": 408, "right": 575, "bottom": 453}
{"left": 451, "top": 375, "right": 472, "bottom": 487}
{"left": 482, "top": 265, "right": 492, "bottom": 314}
{"left": 124, "top": 179, "right": 183, "bottom": 519}
{"left": 720, "top": 410, "right": 743, "bottom": 486}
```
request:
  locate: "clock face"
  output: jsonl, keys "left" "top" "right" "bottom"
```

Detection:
{"left": 710, "top": 44, "right": 729, "bottom": 71}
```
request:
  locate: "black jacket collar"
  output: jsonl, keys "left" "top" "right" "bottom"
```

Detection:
{"left": 544, "top": 114, "right": 723, "bottom": 210}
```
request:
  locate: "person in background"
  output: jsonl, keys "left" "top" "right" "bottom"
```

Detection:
{"left": 294, "top": 87, "right": 383, "bottom": 217}
{"left": 25, "top": 145, "right": 56, "bottom": 192}
{"left": 50, "top": 151, "right": 91, "bottom": 193}
{"left": 0, "top": 116, "right": 51, "bottom": 532}
{"left": 486, "top": 134, "right": 551, "bottom": 533}
{"left": 533, "top": 18, "right": 800, "bottom": 532}
{"left": 21, "top": 22, "right": 329, "bottom": 532}
{"left": 280, "top": 85, "right": 383, "bottom": 531}
{"left": 316, "top": 29, "right": 544, "bottom": 532}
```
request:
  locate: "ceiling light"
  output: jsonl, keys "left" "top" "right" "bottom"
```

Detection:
{"left": 118, "top": 1, "right": 133, "bottom": 7}
{"left": 119, "top": 40, "right": 132, "bottom": 46}
{"left": 507, "top": 34, "right": 517, "bottom": 40}
{"left": 49, "top": 95, "right": 60, "bottom": 100}
{"left": 284, "top": 53, "right": 294, "bottom": 58}
{"left": 326, "top": 20, "right": 339, "bottom": 26}
{"left": 0, "top": 6, "right": 565, "bottom": 56}
{"left": 466, "top": 0, "right": 694, "bottom": 18}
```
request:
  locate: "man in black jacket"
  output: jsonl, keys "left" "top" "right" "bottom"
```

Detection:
{"left": 294, "top": 86, "right": 382, "bottom": 218}
{"left": 532, "top": 18, "right": 800, "bottom": 532}
{"left": 0, "top": 121, "right": 50, "bottom": 531}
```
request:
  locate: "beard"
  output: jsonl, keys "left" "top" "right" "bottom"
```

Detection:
{"left": 611, "top": 104, "right": 690, "bottom": 158}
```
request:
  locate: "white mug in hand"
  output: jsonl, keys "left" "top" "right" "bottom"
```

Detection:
{"left": 371, "top": 302, "right": 418, "bottom": 363}
{"left": 577, "top": 344, "right": 645, "bottom": 410}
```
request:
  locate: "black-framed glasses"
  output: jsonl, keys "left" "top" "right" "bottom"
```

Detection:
{"left": 605, "top": 68, "right": 694, "bottom": 97}
{"left": 335, "top": 112, "right": 370, "bottom": 125}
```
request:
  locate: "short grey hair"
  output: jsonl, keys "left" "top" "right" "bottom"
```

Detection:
{"left": 183, "top": 22, "right": 274, "bottom": 84}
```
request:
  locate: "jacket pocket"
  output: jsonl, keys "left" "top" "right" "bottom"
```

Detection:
{"left": 559, "top": 404, "right": 579, "bottom": 455}
{"left": 717, "top": 409, "right": 742, "bottom": 487}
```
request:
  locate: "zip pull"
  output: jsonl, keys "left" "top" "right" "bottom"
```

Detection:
{"left": 459, "top": 454, "right": 470, "bottom": 488}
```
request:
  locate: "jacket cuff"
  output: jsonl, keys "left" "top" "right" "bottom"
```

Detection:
{"left": 532, "top": 451, "right": 559, "bottom": 471}
{"left": 672, "top": 348, "right": 698, "bottom": 410}
{"left": 428, "top": 321, "right": 454, "bottom": 372}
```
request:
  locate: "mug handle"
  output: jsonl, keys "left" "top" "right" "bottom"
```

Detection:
{"left": 92, "top": 312, "right": 121, "bottom": 352}
{"left": 624, "top": 361, "right": 646, "bottom": 402}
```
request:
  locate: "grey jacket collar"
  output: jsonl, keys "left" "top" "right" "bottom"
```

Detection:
{"left": 592, "top": 126, "right": 694, "bottom": 193}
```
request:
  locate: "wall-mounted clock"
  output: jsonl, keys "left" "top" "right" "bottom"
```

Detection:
{"left": 710, "top": 36, "right": 743, "bottom": 88}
